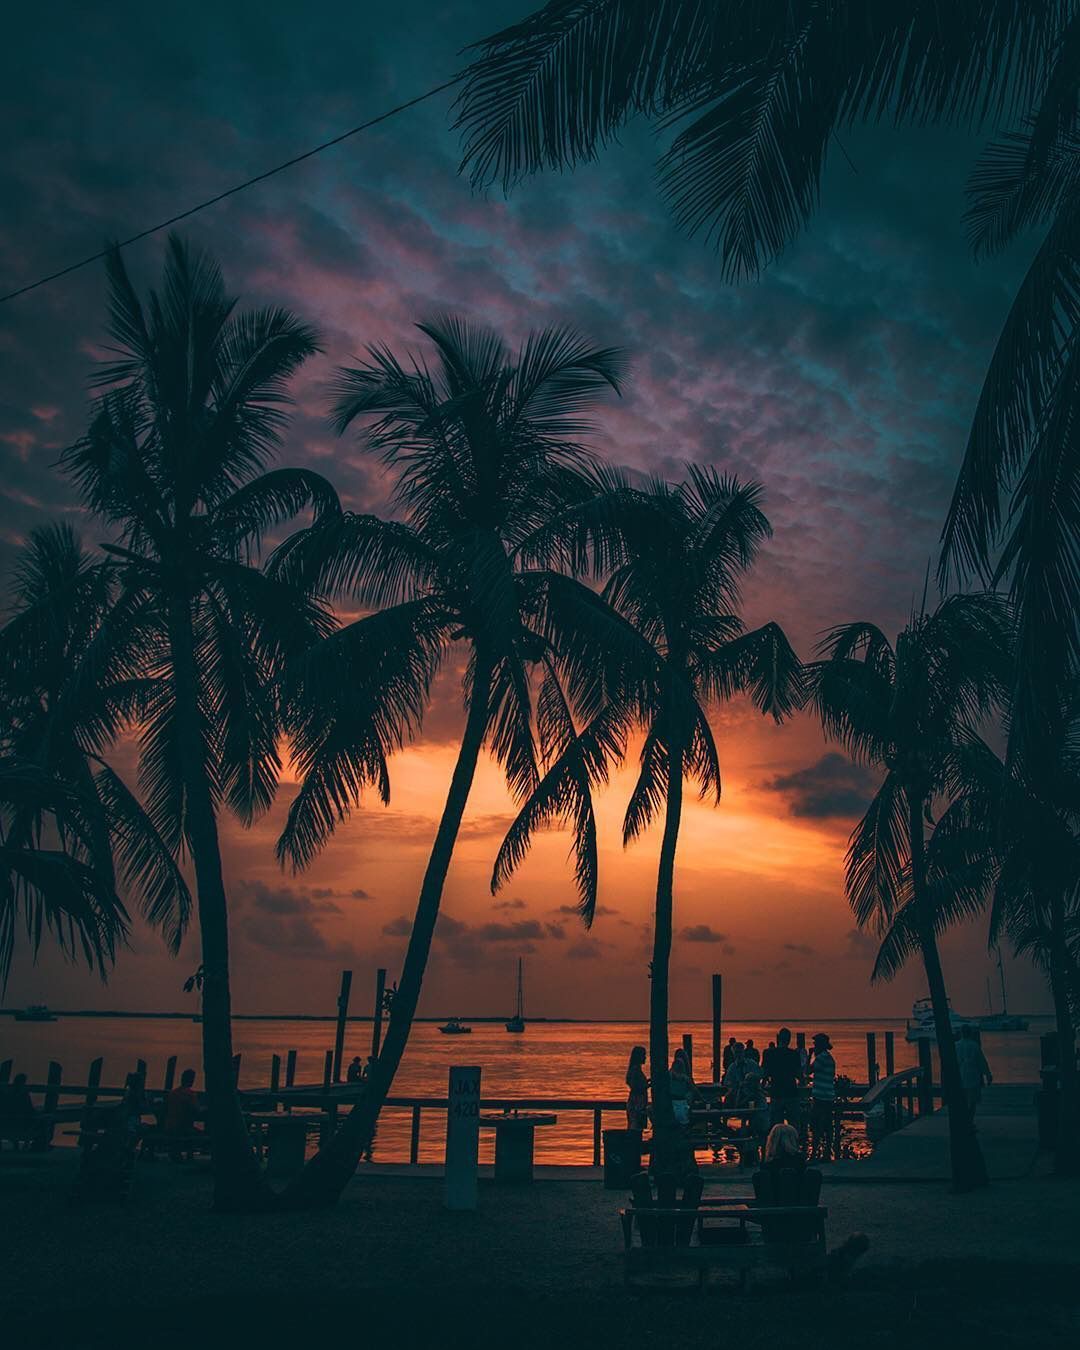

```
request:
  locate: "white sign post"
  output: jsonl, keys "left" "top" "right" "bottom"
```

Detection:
{"left": 445, "top": 1065, "right": 481, "bottom": 1210}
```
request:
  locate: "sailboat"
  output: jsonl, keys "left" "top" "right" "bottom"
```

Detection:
{"left": 978, "top": 950, "right": 1029, "bottom": 1032}
{"left": 505, "top": 958, "right": 525, "bottom": 1033}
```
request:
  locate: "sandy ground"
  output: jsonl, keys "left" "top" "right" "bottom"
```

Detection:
{"left": 1, "top": 1148, "right": 1078, "bottom": 1350}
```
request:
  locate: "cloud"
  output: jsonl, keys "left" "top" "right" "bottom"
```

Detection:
{"left": 844, "top": 928, "right": 879, "bottom": 960}
{"left": 557, "top": 904, "right": 618, "bottom": 917}
{"left": 382, "top": 916, "right": 412, "bottom": 937}
{"left": 239, "top": 913, "right": 330, "bottom": 955}
{"left": 473, "top": 920, "right": 545, "bottom": 942}
{"left": 680, "top": 924, "right": 728, "bottom": 944}
{"left": 545, "top": 922, "right": 566, "bottom": 940}
{"left": 783, "top": 942, "right": 816, "bottom": 956}
{"left": 566, "top": 940, "right": 603, "bottom": 961}
{"left": 237, "top": 879, "right": 341, "bottom": 916}
{"left": 764, "top": 753, "right": 879, "bottom": 819}
{"left": 493, "top": 898, "right": 526, "bottom": 911}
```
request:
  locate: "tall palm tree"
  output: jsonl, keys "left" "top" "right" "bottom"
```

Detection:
{"left": 809, "top": 593, "right": 1012, "bottom": 1191}
{"left": 0, "top": 525, "right": 191, "bottom": 956}
{"left": 493, "top": 470, "right": 802, "bottom": 1141}
{"left": 269, "top": 317, "right": 626, "bottom": 1207}
{"left": 456, "top": 2, "right": 1065, "bottom": 281}
{"left": 0, "top": 757, "right": 128, "bottom": 984}
{"left": 61, "top": 236, "right": 336, "bottom": 1211}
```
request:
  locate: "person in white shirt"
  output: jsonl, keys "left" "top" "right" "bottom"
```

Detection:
{"left": 955, "top": 1025, "right": 993, "bottom": 1119}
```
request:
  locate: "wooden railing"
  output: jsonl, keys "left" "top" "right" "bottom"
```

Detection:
{"left": 857, "top": 1066, "right": 926, "bottom": 1136}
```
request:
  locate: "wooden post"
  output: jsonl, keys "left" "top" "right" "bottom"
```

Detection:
{"left": 410, "top": 1105, "right": 421, "bottom": 1164}
{"left": 285, "top": 1049, "right": 297, "bottom": 1086}
{"left": 711, "top": 974, "right": 723, "bottom": 1083}
{"left": 232, "top": 1054, "right": 242, "bottom": 1086}
{"left": 372, "top": 967, "right": 387, "bottom": 1060}
{"left": 0, "top": 1059, "right": 11, "bottom": 1086}
{"left": 866, "top": 1032, "right": 878, "bottom": 1086}
{"left": 333, "top": 969, "right": 353, "bottom": 1083}
{"left": 44, "top": 1061, "right": 62, "bottom": 1142}
{"left": 163, "top": 1055, "right": 177, "bottom": 1093}
{"left": 270, "top": 1054, "right": 281, "bottom": 1095}
{"left": 322, "top": 1049, "right": 333, "bottom": 1092}
{"left": 593, "top": 1107, "right": 603, "bottom": 1166}
{"left": 917, "top": 1038, "right": 933, "bottom": 1114}
{"left": 136, "top": 1058, "right": 148, "bottom": 1083}
{"left": 682, "top": 1032, "right": 693, "bottom": 1078}
{"left": 884, "top": 1031, "right": 895, "bottom": 1077}
{"left": 86, "top": 1057, "right": 104, "bottom": 1108}
{"left": 445, "top": 1065, "right": 481, "bottom": 1210}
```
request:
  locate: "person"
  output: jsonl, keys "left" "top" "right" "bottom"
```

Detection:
{"left": 743, "top": 1037, "right": 760, "bottom": 1064}
{"left": 762, "top": 1120, "right": 805, "bottom": 1173}
{"left": 346, "top": 1056, "right": 364, "bottom": 1084}
{"left": 956, "top": 1025, "right": 992, "bottom": 1119}
{"left": 669, "top": 1048, "right": 699, "bottom": 1126}
{"left": 0, "top": 1073, "right": 48, "bottom": 1149}
{"left": 722, "top": 1036, "right": 739, "bottom": 1072}
{"left": 625, "top": 1045, "right": 648, "bottom": 1131}
{"left": 734, "top": 1059, "right": 770, "bottom": 1164}
{"left": 721, "top": 1041, "right": 747, "bottom": 1100}
{"left": 808, "top": 1033, "right": 837, "bottom": 1161}
{"left": 761, "top": 1027, "right": 803, "bottom": 1127}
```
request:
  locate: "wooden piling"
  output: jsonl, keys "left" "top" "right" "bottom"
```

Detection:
{"left": 0, "top": 1058, "right": 12, "bottom": 1085}
{"left": 270, "top": 1054, "right": 281, "bottom": 1095}
{"left": 884, "top": 1031, "right": 895, "bottom": 1077}
{"left": 410, "top": 1105, "right": 421, "bottom": 1164}
{"left": 917, "top": 1037, "right": 933, "bottom": 1114}
{"left": 136, "top": 1058, "right": 147, "bottom": 1083}
{"left": 332, "top": 969, "right": 353, "bottom": 1083}
{"left": 593, "top": 1107, "right": 603, "bottom": 1166}
{"left": 44, "top": 1061, "right": 62, "bottom": 1143}
{"left": 163, "top": 1055, "right": 177, "bottom": 1093}
{"left": 86, "top": 1057, "right": 103, "bottom": 1108}
{"left": 372, "top": 967, "right": 387, "bottom": 1060}
{"left": 285, "top": 1050, "right": 297, "bottom": 1086}
{"left": 866, "top": 1032, "right": 878, "bottom": 1086}
{"left": 322, "top": 1049, "right": 333, "bottom": 1092}
{"left": 681, "top": 1033, "right": 693, "bottom": 1078}
{"left": 711, "top": 974, "right": 723, "bottom": 1083}
{"left": 232, "top": 1054, "right": 241, "bottom": 1086}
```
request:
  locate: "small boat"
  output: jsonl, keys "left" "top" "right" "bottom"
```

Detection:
{"left": 505, "top": 958, "right": 526, "bottom": 1033}
{"left": 439, "top": 1017, "right": 472, "bottom": 1034}
{"left": 905, "top": 996, "right": 975, "bottom": 1041}
{"left": 13, "top": 1004, "right": 58, "bottom": 1022}
{"left": 978, "top": 951, "right": 1029, "bottom": 1032}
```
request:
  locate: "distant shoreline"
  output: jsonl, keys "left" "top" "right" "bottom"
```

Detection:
{"left": 1, "top": 1009, "right": 1047, "bottom": 1023}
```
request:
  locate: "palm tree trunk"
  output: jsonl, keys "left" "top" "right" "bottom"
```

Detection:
{"left": 1048, "top": 890, "right": 1080, "bottom": 1174}
{"left": 648, "top": 742, "right": 683, "bottom": 1171}
{"left": 168, "top": 599, "right": 268, "bottom": 1212}
{"left": 909, "top": 798, "right": 988, "bottom": 1192}
{"left": 280, "top": 656, "right": 494, "bottom": 1209}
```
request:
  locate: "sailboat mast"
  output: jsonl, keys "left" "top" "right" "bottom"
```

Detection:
{"left": 516, "top": 957, "right": 524, "bottom": 1019}
{"left": 997, "top": 948, "right": 1008, "bottom": 1016}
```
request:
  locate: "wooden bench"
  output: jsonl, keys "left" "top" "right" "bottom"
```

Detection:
{"left": 0, "top": 1117, "right": 52, "bottom": 1150}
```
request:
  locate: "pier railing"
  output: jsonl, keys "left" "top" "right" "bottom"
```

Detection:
{"left": 857, "top": 1066, "right": 926, "bottom": 1136}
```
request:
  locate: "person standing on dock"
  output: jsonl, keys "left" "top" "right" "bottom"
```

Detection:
{"left": 625, "top": 1045, "right": 648, "bottom": 1132}
{"left": 346, "top": 1056, "right": 364, "bottom": 1084}
{"left": 762, "top": 1027, "right": 803, "bottom": 1128}
{"left": 808, "top": 1033, "right": 837, "bottom": 1161}
{"left": 722, "top": 1037, "right": 738, "bottom": 1072}
{"left": 956, "top": 1026, "right": 992, "bottom": 1120}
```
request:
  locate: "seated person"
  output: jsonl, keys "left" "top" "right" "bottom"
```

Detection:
{"left": 164, "top": 1069, "right": 201, "bottom": 1136}
{"left": 346, "top": 1056, "right": 364, "bottom": 1084}
{"left": 762, "top": 1120, "right": 804, "bottom": 1173}
{"left": 1, "top": 1073, "right": 48, "bottom": 1148}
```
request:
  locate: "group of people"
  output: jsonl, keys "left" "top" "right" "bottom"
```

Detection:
{"left": 624, "top": 1027, "right": 841, "bottom": 1163}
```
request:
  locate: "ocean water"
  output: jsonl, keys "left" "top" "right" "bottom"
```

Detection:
{"left": 2, "top": 1015, "right": 1051, "bottom": 1164}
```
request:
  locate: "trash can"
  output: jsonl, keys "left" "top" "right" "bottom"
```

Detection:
{"left": 602, "top": 1128, "right": 642, "bottom": 1188}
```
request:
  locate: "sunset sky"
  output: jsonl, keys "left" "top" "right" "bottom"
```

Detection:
{"left": 0, "top": 1, "right": 1051, "bottom": 1019}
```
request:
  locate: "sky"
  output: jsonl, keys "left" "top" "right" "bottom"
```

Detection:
{"left": 0, "top": 2, "right": 1051, "bottom": 1019}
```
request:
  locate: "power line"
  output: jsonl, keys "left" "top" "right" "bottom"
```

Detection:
{"left": 0, "top": 76, "right": 460, "bottom": 306}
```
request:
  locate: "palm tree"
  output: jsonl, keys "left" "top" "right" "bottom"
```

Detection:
{"left": 493, "top": 470, "right": 802, "bottom": 1142}
{"left": 809, "top": 593, "right": 1012, "bottom": 1191}
{"left": 456, "top": 2, "right": 1064, "bottom": 281}
{"left": 0, "top": 524, "right": 191, "bottom": 956}
{"left": 0, "top": 757, "right": 128, "bottom": 984}
{"left": 60, "top": 236, "right": 336, "bottom": 1211}
{"left": 269, "top": 316, "right": 626, "bottom": 1207}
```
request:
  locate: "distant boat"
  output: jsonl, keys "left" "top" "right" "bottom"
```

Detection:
{"left": 14, "top": 1004, "right": 58, "bottom": 1022}
{"left": 439, "top": 1018, "right": 472, "bottom": 1034}
{"left": 978, "top": 951, "right": 1029, "bottom": 1032}
{"left": 505, "top": 958, "right": 526, "bottom": 1033}
{"left": 905, "top": 997, "right": 975, "bottom": 1041}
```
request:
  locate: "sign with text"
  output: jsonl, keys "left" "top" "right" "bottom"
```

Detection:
{"left": 445, "top": 1065, "right": 481, "bottom": 1210}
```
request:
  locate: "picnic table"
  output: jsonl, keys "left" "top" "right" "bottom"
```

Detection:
{"left": 479, "top": 1111, "right": 557, "bottom": 1183}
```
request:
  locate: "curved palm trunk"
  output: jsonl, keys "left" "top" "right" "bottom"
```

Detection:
{"left": 648, "top": 743, "right": 683, "bottom": 1170}
{"left": 168, "top": 599, "right": 269, "bottom": 1212}
{"left": 1048, "top": 891, "right": 1080, "bottom": 1175}
{"left": 909, "top": 799, "right": 988, "bottom": 1193}
{"left": 280, "top": 658, "right": 493, "bottom": 1209}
